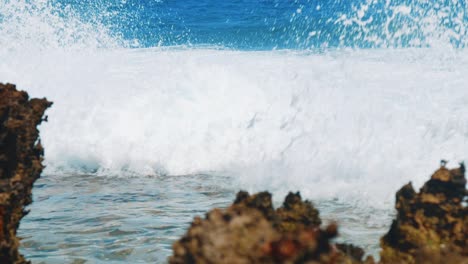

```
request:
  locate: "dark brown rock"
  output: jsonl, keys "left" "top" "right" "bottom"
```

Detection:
{"left": 170, "top": 191, "right": 360, "bottom": 264}
{"left": 0, "top": 83, "right": 51, "bottom": 264}
{"left": 380, "top": 163, "right": 467, "bottom": 263}
{"left": 336, "top": 243, "right": 365, "bottom": 262}
{"left": 171, "top": 163, "right": 467, "bottom": 263}
{"left": 275, "top": 192, "right": 321, "bottom": 233}
{"left": 233, "top": 191, "right": 276, "bottom": 221}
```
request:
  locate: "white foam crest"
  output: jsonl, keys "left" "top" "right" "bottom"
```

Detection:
{"left": 1, "top": 47, "right": 468, "bottom": 207}
{"left": 0, "top": 0, "right": 121, "bottom": 53}
{"left": 338, "top": 0, "right": 468, "bottom": 48}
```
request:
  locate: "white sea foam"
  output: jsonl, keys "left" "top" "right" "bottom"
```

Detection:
{"left": 2, "top": 47, "right": 468, "bottom": 207}
{"left": 0, "top": 0, "right": 121, "bottom": 51}
{"left": 1, "top": 1, "right": 468, "bottom": 208}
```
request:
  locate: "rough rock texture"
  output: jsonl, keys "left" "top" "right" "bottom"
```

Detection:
{"left": 170, "top": 191, "right": 363, "bottom": 264}
{"left": 0, "top": 83, "right": 51, "bottom": 263}
{"left": 171, "top": 163, "right": 467, "bottom": 263}
{"left": 275, "top": 192, "right": 322, "bottom": 233}
{"left": 380, "top": 163, "right": 467, "bottom": 264}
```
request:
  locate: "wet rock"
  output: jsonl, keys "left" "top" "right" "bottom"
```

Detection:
{"left": 170, "top": 191, "right": 360, "bottom": 263}
{"left": 170, "top": 205, "right": 278, "bottom": 263}
{"left": 275, "top": 192, "right": 321, "bottom": 233}
{"left": 0, "top": 83, "right": 51, "bottom": 264}
{"left": 336, "top": 243, "right": 365, "bottom": 262}
{"left": 380, "top": 163, "right": 467, "bottom": 263}
{"left": 171, "top": 163, "right": 467, "bottom": 263}
{"left": 233, "top": 191, "right": 276, "bottom": 221}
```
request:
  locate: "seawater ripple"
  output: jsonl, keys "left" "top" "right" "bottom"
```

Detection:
{"left": 19, "top": 174, "right": 235, "bottom": 263}
{"left": 19, "top": 174, "right": 390, "bottom": 263}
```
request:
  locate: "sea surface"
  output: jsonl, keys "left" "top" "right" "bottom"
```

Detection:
{"left": 1, "top": 0, "right": 468, "bottom": 263}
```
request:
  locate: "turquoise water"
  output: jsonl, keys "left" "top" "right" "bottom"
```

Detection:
{"left": 1, "top": 0, "right": 468, "bottom": 263}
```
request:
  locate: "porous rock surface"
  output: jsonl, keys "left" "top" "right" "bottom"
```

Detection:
{"left": 380, "top": 163, "right": 467, "bottom": 263}
{"left": 171, "top": 163, "right": 467, "bottom": 264}
{"left": 170, "top": 191, "right": 365, "bottom": 264}
{"left": 0, "top": 83, "right": 51, "bottom": 263}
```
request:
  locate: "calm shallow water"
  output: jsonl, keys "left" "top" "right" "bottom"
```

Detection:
{"left": 19, "top": 174, "right": 391, "bottom": 263}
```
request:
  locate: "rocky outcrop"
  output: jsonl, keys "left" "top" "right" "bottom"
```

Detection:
{"left": 171, "top": 163, "right": 467, "bottom": 264}
{"left": 380, "top": 163, "right": 467, "bottom": 263}
{"left": 170, "top": 191, "right": 365, "bottom": 263}
{"left": 0, "top": 83, "right": 51, "bottom": 263}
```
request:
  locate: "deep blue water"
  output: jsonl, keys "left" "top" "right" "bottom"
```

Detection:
{"left": 51, "top": 0, "right": 468, "bottom": 49}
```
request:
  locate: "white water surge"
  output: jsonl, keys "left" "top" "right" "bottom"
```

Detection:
{"left": 1, "top": 47, "right": 468, "bottom": 208}
{"left": 1, "top": 0, "right": 468, "bottom": 209}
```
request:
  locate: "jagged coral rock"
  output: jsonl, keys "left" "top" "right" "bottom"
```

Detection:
{"left": 170, "top": 191, "right": 361, "bottom": 264}
{"left": 336, "top": 243, "right": 366, "bottom": 263}
{"left": 380, "top": 163, "right": 467, "bottom": 264}
{"left": 172, "top": 163, "right": 467, "bottom": 264}
{"left": 170, "top": 204, "right": 278, "bottom": 263}
{"left": 0, "top": 83, "right": 51, "bottom": 264}
{"left": 275, "top": 192, "right": 321, "bottom": 233}
{"left": 234, "top": 191, "right": 276, "bottom": 221}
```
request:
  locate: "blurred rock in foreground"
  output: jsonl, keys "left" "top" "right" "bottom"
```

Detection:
{"left": 380, "top": 163, "right": 467, "bottom": 264}
{"left": 0, "top": 83, "right": 51, "bottom": 264}
{"left": 171, "top": 163, "right": 467, "bottom": 264}
{"left": 170, "top": 191, "right": 367, "bottom": 263}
